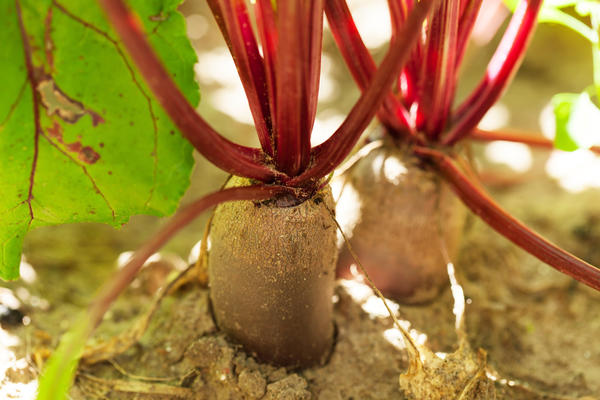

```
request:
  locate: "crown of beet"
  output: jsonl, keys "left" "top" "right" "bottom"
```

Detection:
{"left": 102, "top": 0, "right": 437, "bottom": 187}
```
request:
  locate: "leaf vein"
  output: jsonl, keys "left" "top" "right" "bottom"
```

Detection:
{"left": 41, "top": 131, "right": 117, "bottom": 221}
{"left": 0, "top": 78, "right": 28, "bottom": 128}
{"left": 52, "top": 1, "right": 160, "bottom": 206}
{"left": 15, "top": 0, "right": 42, "bottom": 230}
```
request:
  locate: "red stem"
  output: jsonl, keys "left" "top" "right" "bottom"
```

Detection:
{"left": 417, "top": 0, "right": 460, "bottom": 137}
{"left": 290, "top": 0, "right": 437, "bottom": 187}
{"left": 273, "top": 1, "right": 313, "bottom": 176}
{"left": 88, "top": 184, "right": 288, "bottom": 331}
{"left": 303, "top": 0, "right": 325, "bottom": 144}
{"left": 455, "top": 0, "right": 483, "bottom": 68}
{"left": 400, "top": 0, "right": 425, "bottom": 109}
{"left": 98, "top": 0, "right": 279, "bottom": 182}
{"left": 468, "top": 129, "right": 600, "bottom": 154}
{"left": 388, "top": 0, "right": 408, "bottom": 30}
{"left": 324, "top": 0, "right": 414, "bottom": 136}
{"left": 324, "top": 0, "right": 376, "bottom": 89}
{"left": 387, "top": 0, "right": 415, "bottom": 108}
{"left": 38, "top": 186, "right": 287, "bottom": 396}
{"left": 442, "top": 0, "right": 543, "bottom": 145}
{"left": 415, "top": 147, "right": 600, "bottom": 291}
{"left": 255, "top": 0, "right": 278, "bottom": 149}
{"left": 207, "top": 0, "right": 274, "bottom": 156}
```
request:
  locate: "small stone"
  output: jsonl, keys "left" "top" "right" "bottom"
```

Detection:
{"left": 268, "top": 367, "right": 288, "bottom": 382}
{"left": 185, "top": 336, "right": 233, "bottom": 369}
{"left": 264, "top": 374, "right": 311, "bottom": 400}
{"left": 238, "top": 370, "right": 266, "bottom": 399}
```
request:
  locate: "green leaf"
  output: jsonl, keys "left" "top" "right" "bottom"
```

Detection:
{"left": 553, "top": 93, "right": 581, "bottom": 151}
{"left": 552, "top": 91, "right": 600, "bottom": 151}
{"left": 37, "top": 312, "right": 90, "bottom": 400}
{"left": 502, "top": 0, "right": 599, "bottom": 43}
{"left": 539, "top": 7, "right": 598, "bottom": 43}
{"left": 586, "top": 4, "right": 600, "bottom": 100}
{"left": 0, "top": 0, "right": 198, "bottom": 280}
{"left": 502, "top": 0, "right": 518, "bottom": 10}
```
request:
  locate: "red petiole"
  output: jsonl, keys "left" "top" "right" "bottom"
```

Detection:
{"left": 416, "top": 147, "right": 600, "bottom": 291}
{"left": 468, "top": 129, "right": 600, "bottom": 155}
{"left": 444, "top": 0, "right": 543, "bottom": 144}
{"left": 100, "top": 0, "right": 435, "bottom": 188}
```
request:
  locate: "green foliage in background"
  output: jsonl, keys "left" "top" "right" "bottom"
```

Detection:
{"left": 503, "top": 0, "right": 599, "bottom": 150}
{"left": 553, "top": 91, "right": 600, "bottom": 151}
{"left": 548, "top": 1, "right": 600, "bottom": 151}
{"left": 0, "top": 0, "right": 198, "bottom": 280}
{"left": 505, "top": 0, "right": 600, "bottom": 151}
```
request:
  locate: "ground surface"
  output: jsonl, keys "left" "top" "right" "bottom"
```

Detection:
{"left": 1, "top": 2, "right": 599, "bottom": 398}
{"left": 1, "top": 168, "right": 600, "bottom": 399}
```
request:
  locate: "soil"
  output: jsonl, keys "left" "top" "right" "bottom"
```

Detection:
{"left": 1, "top": 167, "right": 600, "bottom": 399}
{"left": 2, "top": 3, "right": 599, "bottom": 399}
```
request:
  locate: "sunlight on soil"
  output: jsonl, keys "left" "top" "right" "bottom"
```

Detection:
{"left": 446, "top": 262, "right": 465, "bottom": 332}
{"left": 339, "top": 279, "right": 429, "bottom": 348}
{"left": 0, "top": 327, "right": 37, "bottom": 400}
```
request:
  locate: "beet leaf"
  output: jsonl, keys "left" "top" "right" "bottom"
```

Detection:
{"left": 0, "top": 0, "right": 200, "bottom": 280}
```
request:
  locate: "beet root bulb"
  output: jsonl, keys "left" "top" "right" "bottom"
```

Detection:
{"left": 208, "top": 177, "right": 337, "bottom": 367}
{"left": 335, "top": 142, "right": 466, "bottom": 304}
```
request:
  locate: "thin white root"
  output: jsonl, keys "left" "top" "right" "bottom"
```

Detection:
{"left": 435, "top": 183, "right": 467, "bottom": 341}
{"left": 327, "top": 207, "right": 423, "bottom": 373}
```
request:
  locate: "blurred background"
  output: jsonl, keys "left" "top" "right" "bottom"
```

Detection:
{"left": 15, "top": 0, "right": 600, "bottom": 320}
{"left": 17, "top": 0, "right": 600, "bottom": 315}
{"left": 177, "top": 0, "right": 598, "bottom": 196}
{"left": 2, "top": 2, "right": 599, "bottom": 397}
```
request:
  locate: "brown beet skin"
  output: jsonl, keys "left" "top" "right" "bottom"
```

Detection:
{"left": 335, "top": 141, "right": 466, "bottom": 304}
{"left": 208, "top": 177, "right": 338, "bottom": 367}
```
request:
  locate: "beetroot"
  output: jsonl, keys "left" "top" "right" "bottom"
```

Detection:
{"left": 209, "top": 178, "right": 337, "bottom": 367}
{"left": 336, "top": 140, "right": 465, "bottom": 303}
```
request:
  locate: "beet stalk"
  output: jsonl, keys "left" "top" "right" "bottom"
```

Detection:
{"left": 100, "top": 0, "right": 436, "bottom": 367}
